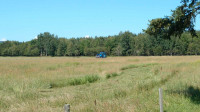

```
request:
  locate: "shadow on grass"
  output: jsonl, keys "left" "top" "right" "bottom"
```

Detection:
{"left": 169, "top": 86, "right": 200, "bottom": 104}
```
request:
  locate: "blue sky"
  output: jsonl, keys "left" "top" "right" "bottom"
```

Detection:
{"left": 0, "top": 0, "right": 199, "bottom": 42}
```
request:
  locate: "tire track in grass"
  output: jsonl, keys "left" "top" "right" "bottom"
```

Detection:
{"left": 121, "top": 63, "right": 179, "bottom": 91}
{"left": 138, "top": 69, "right": 179, "bottom": 91}
{"left": 120, "top": 63, "right": 159, "bottom": 71}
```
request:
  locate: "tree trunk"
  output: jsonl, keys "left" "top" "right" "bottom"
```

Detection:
{"left": 40, "top": 49, "right": 43, "bottom": 56}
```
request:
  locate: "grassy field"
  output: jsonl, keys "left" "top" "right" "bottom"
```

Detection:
{"left": 1, "top": 56, "right": 200, "bottom": 112}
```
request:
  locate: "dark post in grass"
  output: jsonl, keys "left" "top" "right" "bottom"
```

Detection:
{"left": 159, "top": 88, "right": 163, "bottom": 112}
{"left": 64, "top": 104, "right": 70, "bottom": 112}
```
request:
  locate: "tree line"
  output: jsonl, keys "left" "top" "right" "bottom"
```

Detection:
{"left": 0, "top": 31, "right": 200, "bottom": 56}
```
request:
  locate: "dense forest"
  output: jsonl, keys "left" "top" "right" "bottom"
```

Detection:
{"left": 0, "top": 31, "right": 200, "bottom": 56}
{"left": 0, "top": 0, "right": 199, "bottom": 56}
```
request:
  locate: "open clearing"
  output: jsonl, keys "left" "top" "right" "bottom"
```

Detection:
{"left": 1, "top": 56, "right": 200, "bottom": 112}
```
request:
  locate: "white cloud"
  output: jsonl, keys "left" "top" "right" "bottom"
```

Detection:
{"left": 34, "top": 36, "right": 38, "bottom": 39}
{"left": 0, "top": 38, "right": 7, "bottom": 41}
{"left": 85, "top": 35, "right": 90, "bottom": 38}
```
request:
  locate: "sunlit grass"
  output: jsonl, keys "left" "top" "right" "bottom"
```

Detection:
{"left": 1, "top": 56, "right": 200, "bottom": 111}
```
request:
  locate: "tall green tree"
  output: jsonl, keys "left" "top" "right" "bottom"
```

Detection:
{"left": 57, "top": 38, "right": 67, "bottom": 56}
{"left": 120, "top": 31, "right": 134, "bottom": 55}
{"left": 145, "top": 0, "right": 200, "bottom": 39}
{"left": 37, "top": 32, "right": 56, "bottom": 56}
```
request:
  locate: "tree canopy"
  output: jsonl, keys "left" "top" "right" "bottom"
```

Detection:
{"left": 145, "top": 0, "right": 200, "bottom": 39}
{"left": 0, "top": 31, "right": 200, "bottom": 56}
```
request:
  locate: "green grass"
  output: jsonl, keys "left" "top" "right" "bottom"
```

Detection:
{"left": 68, "top": 75, "right": 100, "bottom": 86}
{"left": 1, "top": 56, "right": 200, "bottom": 112}
{"left": 50, "top": 75, "right": 101, "bottom": 88}
{"left": 106, "top": 73, "right": 119, "bottom": 79}
{"left": 120, "top": 63, "right": 159, "bottom": 70}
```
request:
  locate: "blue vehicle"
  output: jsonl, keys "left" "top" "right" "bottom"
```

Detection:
{"left": 96, "top": 52, "right": 107, "bottom": 58}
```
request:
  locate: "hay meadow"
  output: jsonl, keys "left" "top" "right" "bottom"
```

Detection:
{"left": 1, "top": 56, "right": 200, "bottom": 112}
